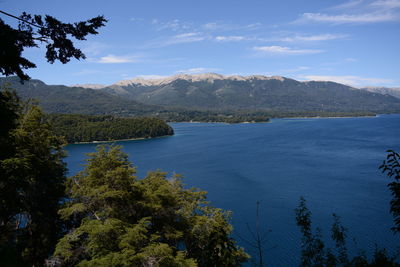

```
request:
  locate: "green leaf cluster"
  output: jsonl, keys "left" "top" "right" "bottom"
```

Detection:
{"left": 0, "top": 86, "right": 66, "bottom": 266}
{"left": 55, "top": 145, "right": 249, "bottom": 266}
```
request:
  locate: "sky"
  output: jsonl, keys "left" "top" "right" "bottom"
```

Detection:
{"left": 1, "top": 0, "right": 400, "bottom": 87}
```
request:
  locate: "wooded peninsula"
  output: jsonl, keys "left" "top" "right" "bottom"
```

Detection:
{"left": 46, "top": 114, "right": 174, "bottom": 143}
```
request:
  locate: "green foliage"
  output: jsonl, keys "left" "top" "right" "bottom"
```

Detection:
{"left": 45, "top": 114, "right": 174, "bottom": 143}
{"left": 380, "top": 150, "right": 400, "bottom": 233}
{"left": 0, "top": 84, "right": 21, "bottom": 144}
{"left": 0, "top": 10, "right": 106, "bottom": 80}
{"left": 295, "top": 197, "right": 400, "bottom": 267}
{"left": 0, "top": 87, "right": 66, "bottom": 266}
{"left": 295, "top": 197, "right": 327, "bottom": 267}
{"left": 55, "top": 145, "right": 249, "bottom": 266}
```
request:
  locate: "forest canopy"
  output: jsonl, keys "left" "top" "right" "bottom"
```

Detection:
{"left": 46, "top": 114, "right": 174, "bottom": 143}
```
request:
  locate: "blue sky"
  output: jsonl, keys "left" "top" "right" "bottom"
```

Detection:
{"left": 2, "top": 0, "right": 400, "bottom": 87}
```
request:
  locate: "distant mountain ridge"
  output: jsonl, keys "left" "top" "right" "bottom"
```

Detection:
{"left": 95, "top": 73, "right": 400, "bottom": 113}
{"left": 0, "top": 76, "right": 159, "bottom": 115}
{"left": 113, "top": 73, "right": 287, "bottom": 87}
{"left": 2, "top": 74, "right": 400, "bottom": 117}
{"left": 361, "top": 87, "right": 400, "bottom": 99}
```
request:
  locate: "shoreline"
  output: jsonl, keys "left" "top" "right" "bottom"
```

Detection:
{"left": 169, "top": 120, "right": 269, "bottom": 124}
{"left": 273, "top": 114, "right": 378, "bottom": 120}
{"left": 70, "top": 113, "right": 397, "bottom": 144}
{"left": 169, "top": 114, "right": 380, "bottom": 124}
{"left": 71, "top": 134, "right": 173, "bottom": 145}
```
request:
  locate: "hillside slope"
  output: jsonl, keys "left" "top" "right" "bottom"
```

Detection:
{"left": 361, "top": 87, "right": 400, "bottom": 99}
{"left": 0, "top": 77, "right": 159, "bottom": 116}
{"left": 102, "top": 74, "right": 400, "bottom": 113}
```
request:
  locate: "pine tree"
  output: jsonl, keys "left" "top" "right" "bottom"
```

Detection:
{"left": 0, "top": 90, "right": 67, "bottom": 266}
{"left": 55, "top": 145, "right": 249, "bottom": 266}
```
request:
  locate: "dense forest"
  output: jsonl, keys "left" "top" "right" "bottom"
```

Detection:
{"left": 46, "top": 114, "right": 174, "bottom": 143}
{"left": 157, "top": 109, "right": 376, "bottom": 122}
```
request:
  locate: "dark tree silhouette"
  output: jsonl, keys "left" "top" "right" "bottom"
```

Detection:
{"left": 0, "top": 10, "right": 107, "bottom": 266}
{"left": 295, "top": 197, "right": 400, "bottom": 266}
{"left": 380, "top": 149, "right": 400, "bottom": 233}
{"left": 0, "top": 10, "right": 107, "bottom": 80}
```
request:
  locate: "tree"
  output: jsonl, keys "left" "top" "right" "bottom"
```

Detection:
{"left": 55, "top": 145, "right": 249, "bottom": 266}
{"left": 295, "top": 197, "right": 329, "bottom": 267}
{"left": 0, "top": 86, "right": 24, "bottom": 266}
{"left": 380, "top": 150, "right": 400, "bottom": 233}
{"left": 0, "top": 87, "right": 67, "bottom": 266}
{"left": 0, "top": 10, "right": 107, "bottom": 81}
{"left": 295, "top": 197, "right": 399, "bottom": 266}
{"left": 236, "top": 201, "right": 274, "bottom": 267}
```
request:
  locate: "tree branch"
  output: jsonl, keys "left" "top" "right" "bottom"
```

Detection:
{"left": 0, "top": 10, "right": 43, "bottom": 28}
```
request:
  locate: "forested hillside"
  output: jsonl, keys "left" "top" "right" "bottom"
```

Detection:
{"left": 103, "top": 74, "right": 400, "bottom": 113}
{"left": 46, "top": 114, "right": 174, "bottom": 143}
{"left": 2, "top": 75, "right": 399, "bottom": 122}
{"left": 0, "top": 77, "right": 158, "bottom": 116}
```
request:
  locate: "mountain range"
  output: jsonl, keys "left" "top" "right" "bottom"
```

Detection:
{"left": 361, "top": 86, "right": 400, "bottom": 99}
{"left": 0, "top": 76, "right": 158, "bottom": 116}
{"left": 2, "top": 74, "right": 400, "bottom": 118}
{"left": 82, "top": 73, "right": 400, "bottom": 113}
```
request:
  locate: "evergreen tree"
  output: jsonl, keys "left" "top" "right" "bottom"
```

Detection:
{"left": 0, "top": 90, "right": 67, "bottom": 266}
{"left": 55, "top": 145, "right": 249, "bottom": 266}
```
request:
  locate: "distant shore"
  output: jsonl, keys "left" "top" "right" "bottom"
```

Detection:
{"left": 169, "top": 114, "right": 379, "bottom": 124}
{"left": 170, "top": 120, "right": 269, "bottom": 124}
{"left": 72, "top": 134, "right": 172, "bottom": 145}
{"left": 274, "top": 114, "right": 378, "bottom": 120}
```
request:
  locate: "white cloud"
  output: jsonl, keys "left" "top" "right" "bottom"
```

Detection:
{"left": 345, "top": 57, "right": 358, "bottom": 62}
{"left": 331, "top": 0, "right": 365, "bottom": 10}
{"left": 95, "top": 54, "right": 139, "bottom": 64}
{"left": 145, "top": 32, "right": 207, "bottom": 48}
{"left": 153, "top": 19, "right": 192, "bottom": 31}
{"left": 81, "top": 42, "right": 109, "bottom": 56}
{"left": 370, "top": 0, "right": 400, "bottom": 9}
{"left": 201, "top": 21, "right": 262, "bottom": 31}
{"left": 215, "top": 36, "right": 246, "bottom": 42}
{"left": 301, "top": 75, "right": 393, "bottom": 86}
{"left": 166, "top": 32, "right": 207, "bottom": 45}
{"left": 279, "top": 33, "right": 347, "bottom": 42}
{"left": 253, "top": 46, "right": 323, "bottom": 55}
{"left": 202, "top": 22, "right": 219, "bottom": 30}
{"left": 175, "top": 67, "right": 221, "bottom": 74}
{"left": 297, "top": 12, "right": 398, "bottom": 24}
{"left": 245, "top": 23, "right": 263, "bottom": 29}
{"left": 296, "top": 0, "right": 400, "bottom": 24}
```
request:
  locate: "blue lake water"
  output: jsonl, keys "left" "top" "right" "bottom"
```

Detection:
{"left": 65, "top": 115, "right": 400, "bottom": 266}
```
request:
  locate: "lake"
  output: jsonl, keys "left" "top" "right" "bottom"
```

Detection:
{"left": 65, "top": 114, "right": 400, "bottom": 266}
